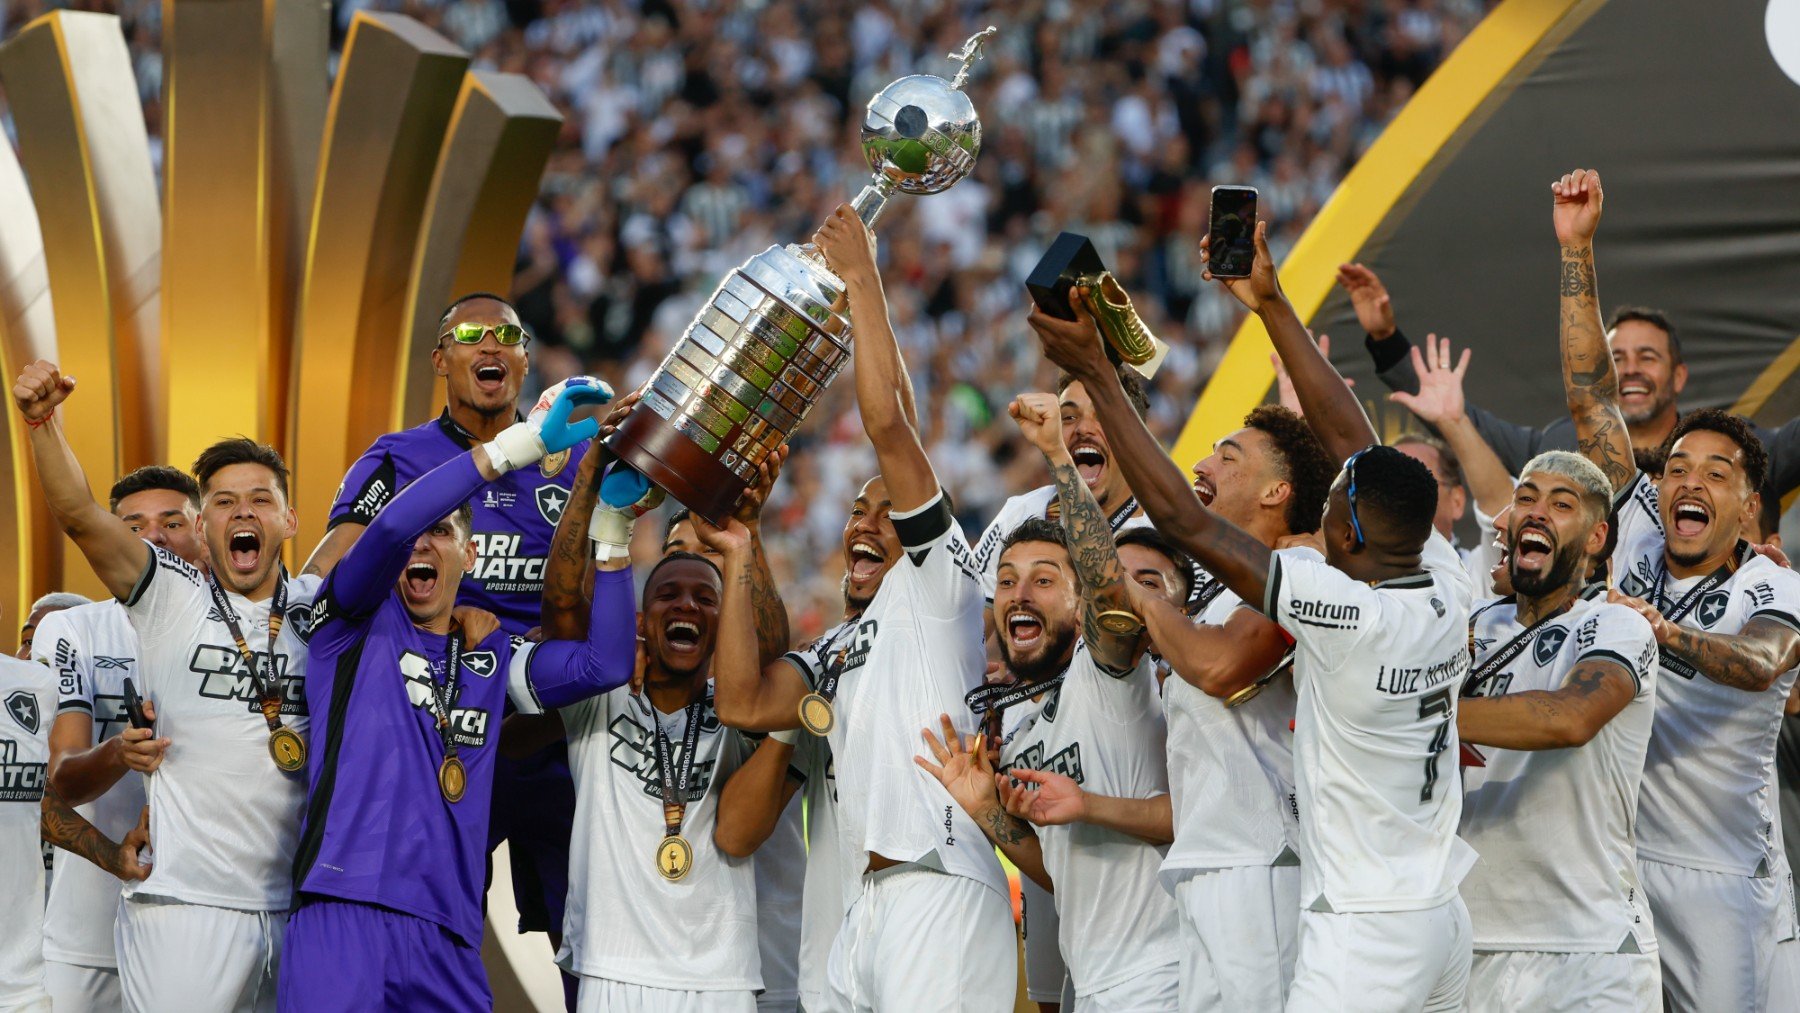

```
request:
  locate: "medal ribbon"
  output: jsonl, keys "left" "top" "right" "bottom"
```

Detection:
{"left": 207, "top": 571, "right": 289, "bottom": 731}
{"left": 1462, "top": 599, "right": 1574, "bottom": 697}
{"left": 652, "top": 699, "right": 705, "bottom": 839}
{"left": 423, "top": 632, "right": 465, "bottom": 760}
{"left": 964, "top": 673, "right": 1064, "bottom": 718}
{"left": 807, "top": 624, "right": 859, "bottom": 708}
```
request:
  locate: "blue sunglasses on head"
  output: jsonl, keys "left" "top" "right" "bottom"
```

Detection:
{"left": 1344, "top": 446, "right": 1375, "bottom": 549}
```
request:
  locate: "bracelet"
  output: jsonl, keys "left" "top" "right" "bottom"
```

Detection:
{"left": 24, "top": 412, "right": 51, "bottom": 430}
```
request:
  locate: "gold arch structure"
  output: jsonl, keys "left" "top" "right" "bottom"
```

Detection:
{"left": 0, "top": 3, "right": 560, "bottom": 619}
{"left": 1173, "top": 0, "right": 1593, "bottom": 468}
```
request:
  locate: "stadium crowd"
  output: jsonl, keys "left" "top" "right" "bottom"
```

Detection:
{"left": 0, "top": 0, "right": 1488, "bottom": 640}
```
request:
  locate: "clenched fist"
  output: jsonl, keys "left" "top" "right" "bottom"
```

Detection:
{"left": 12, "top": 360, "right": 76, "bottom": 423}
{"left": 1008, "top": 392, "right": 1066, "bottom": 461}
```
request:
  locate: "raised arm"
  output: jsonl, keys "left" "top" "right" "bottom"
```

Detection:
{"left": 1553, "top": 168, "right": 1636, "bottom": 494}
{"left": 713, "top": 734, "right": 802, "bottom": 858}
{"left": 815, "top": 204, "right": 938, "bottom": 513}
{"left": 12, "top": 362, "right": 150, "bottom": 598}
{"left": 734, "top": 448, "right": 793, "bottom": 665}
{"left": 1210, "top": 223, "right": 1375, "bottom": 463}
{"left": 1458, "top": 657, "right": 1636, "bottom": 749}
{"left": 540, "top": 438, "right": 606, "bottom": 641}
{"left": 1388, "top": 335, "right": 1518, "bottom": 519}
{"left": 1026, "top": 296, "right": 1275, "bottom": 609}
{"left": 697, "top": 517, "right": 808, "bottom": 731}
{"left": 1010, "top": 392, "right": 1142, "bottom": 671}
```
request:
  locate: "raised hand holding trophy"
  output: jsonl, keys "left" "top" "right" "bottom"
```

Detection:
{"left": 605, "top": 28, "right": 998, "bottom": 523}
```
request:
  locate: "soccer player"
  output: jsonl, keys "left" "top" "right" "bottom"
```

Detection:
{"left": 707, "top": 205, "right": 1017, "bottom": 1011}
{"left": 279, "top": 379, "right": 632, "bottom": 1012}
{"left": 1456, "top": 450, "right": 1661, "bottom": 1010}
{"left": 303, "top": 293, "right": 588, "bottom": 971}
{"left": 1028, "top": 221, "right": 1477, "bottom": 1011}
{"left": 918, "top": 388, "right": 1187, "bottom": 1008}
{"left": 14, "top": 359, "right": 323, "bottom": 1011}
{"left": 34, "top": 465, "right": 204, "bottom": 1012}
{"left": 538, "top": 437, "right": 797, "bottom": 1013}
{"left": 16, "top": 593, "right": 88, "bottom": 660}
{"left": 1123, "top": 402, "right": 1334, "bottom": 1011}
{"left": 4, "top": 650, "right": 148, "bottom": 1013}
{"left": 1551, "top": 167, "right": 1800, "bottom": 1011}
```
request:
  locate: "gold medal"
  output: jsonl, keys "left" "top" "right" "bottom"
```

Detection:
{"left": 798, "top": 692, "right": 834, "bottom": 736}
{"left": 1094, "top": 609, "right": 1144, "bottom": 636}
{"left": 540, "top": 448, "right": 569, "bottom": 477}
{"left": 1223, "top": 683, "right": 1263, "bottom": 709}
{"left": 268, "top": 726, "right": 306, "bottom": 771}
{"left": 439, "top": 754, "right": 467, "bottom": 803}
{"left": 656, "top": 834, "right": 694, "bottom": 881}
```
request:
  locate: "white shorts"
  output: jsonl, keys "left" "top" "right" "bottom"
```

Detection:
{"left": 115, "top": 896, "right": 283, "bottom": 1013}
{"left": 1286, "top": 897, "right": 1471, "bottom": 1013}
{"left": 42, "top": 961, "right": 121, "bottom": 1013}
{"left": 1020, "top": 875, "right": 1066, "bottom": 1004}
{"left": 1072, "top": 961, "right": 1179, "bottom": 1012}
{"left": 1467, "top": 949, "right": 1659, "bottom": 1012}
{"left": 1639, "top": 858, "right": 1781, "bottom": 1011}
{"left": 576, "top": 975, "right": 755, "bottom": 1012}
{"left": 825, "top": 867, "right": 1016, "bottom": 1012}
{"left": 1171, "top": 864, "right": 1299, "bottom": 1012}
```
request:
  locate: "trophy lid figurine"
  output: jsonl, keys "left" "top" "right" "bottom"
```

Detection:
{"left": 603, "top": 27, "right": 998, "bottom": 523}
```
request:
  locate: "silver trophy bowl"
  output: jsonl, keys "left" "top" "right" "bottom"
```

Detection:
{"left": 604, "top": 27, "right": 997, "bottom": 523}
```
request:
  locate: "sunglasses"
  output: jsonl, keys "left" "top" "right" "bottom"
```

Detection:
{"left": 1344, "top": 446, "right": 1372, "bottom": 549}
{"left": 438, "top": 322, "right": 528, "bottom": 347}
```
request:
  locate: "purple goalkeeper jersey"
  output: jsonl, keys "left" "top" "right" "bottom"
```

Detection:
{"left": 329, "top": 409, "right": 591, "bottom": 635}
{"left": 294, "top": 453, "right": 636, "bottom": 947}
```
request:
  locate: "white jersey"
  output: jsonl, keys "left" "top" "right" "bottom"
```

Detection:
{"left": 31, "top": 601, "right": 143, "bottom": 968}
{"left": 121, "top": 546, "right": 322, "bottom": 911}
{"left": 559, "top": 683, "right": 760, "bottom": 991}
{"left": 783, "top": 630, "right": 845, "bottom": 1011}
{"left": 753, "top": 783, "right": 805, "bottom": 1006}
{"left": 1612, "top": 473, "right": 1800, "bottom": 876}
{"left": 817, "top": 492, "right": 1007, "bottom": 896}
{"left": 0, "top": 654, "right": 55, "bottom": 1009}
{"left": 998, "top": 643, "right": 1180, "bottom": 995}
{"left": 1162, "top": 559, "right": 1307, "bottom": 878}
{"left": 1460, "top": 596, "right": 1659, "bottom": 951}
{"left": 1262, "top": 530, "right": 1477, "bottom": 913}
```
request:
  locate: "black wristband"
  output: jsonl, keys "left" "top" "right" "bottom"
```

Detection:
{"left": 1365, "top": 326, "right": 1413, "bottom": 374}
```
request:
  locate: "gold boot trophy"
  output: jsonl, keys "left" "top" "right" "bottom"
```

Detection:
{"left": 1027, "top": 232, "right": 1170, "bottom": 378}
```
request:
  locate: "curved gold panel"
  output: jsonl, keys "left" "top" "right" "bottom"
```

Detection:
{"left": 0, "top": 11, "right": 163, "bottom": 598}
{"left": 0, "top": 138, "right": 61, "bottom": 633}
{"left": 160, "top": 0, "right": 327, "bottom": 470}
{"left": 288, "top": 11, "right": 467, "bottom": 553}
{"left": 394, "top": 71, "right": 561, "bottom": 429}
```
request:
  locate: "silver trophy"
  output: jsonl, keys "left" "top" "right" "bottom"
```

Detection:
{"left": 606, "top": 27, "right": 996, "bottom": 523}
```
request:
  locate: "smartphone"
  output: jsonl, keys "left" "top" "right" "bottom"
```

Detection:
{"left": 122, "top": 677, "right": 152, "bottom": 730}
{"left": 1207, "top": 185, "right": 1259, "bottom": 279}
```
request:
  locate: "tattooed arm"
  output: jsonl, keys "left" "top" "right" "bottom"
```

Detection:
{"left": 1660, "top": 617, "right": 1800, "bottom": 694}
{"left": 1552, "top": 168, "right": 1637, "bottom": 494}
{"left": 699, "top": 518, "right": 808, "bottom": 731}
{"left": 1026, "top": 300, "right": 1275, "bottom": 610}
{"left": 734, "top": 448, "right": 794, "bottom": 665}
{"left": 42, "top": 785, "right": 148, "bottom": 881}
{"left": 1458, "top": 658, "right": 1637, "bottom": 749}
{"left": 541, "top": 439, "right": 606, "bottom": 641}
{"left": 1009, "top": 393, "right": 1142, "bottom": 671}
{"left": 915, "top": 715, "right": 1052, "bottom": 891}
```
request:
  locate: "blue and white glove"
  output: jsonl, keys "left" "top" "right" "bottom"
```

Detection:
{"left": 590, "top": 462, "right": 664, "bottom": 562}
{"left": 481, "top": 376, "right": 614, "bottom": 474}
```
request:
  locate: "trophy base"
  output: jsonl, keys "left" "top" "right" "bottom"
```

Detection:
{"left": 605, "top": 409, "right": 746, "bottom": 527}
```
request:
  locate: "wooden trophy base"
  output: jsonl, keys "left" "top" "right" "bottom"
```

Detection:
{"left": 605, "top": 409, "right": 747, "bottom": 526}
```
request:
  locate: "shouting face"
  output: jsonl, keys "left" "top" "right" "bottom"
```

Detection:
{"left": 433, "top": 297, "right": 529, "bottom": 421}
{"left": 1659, "top": 429, "right": 1756, "bottom": 571}
{"left": 1060, "top": 381, "right": 1126, "bottom": 509}
{"left": 398, "top": 513, "right": 475, "bottom": 625}
{"left": 641, "top": 557, "right": 722, "bottom": 677}
{"left": 993, "top": 539, "right": 1080, "bottom": 683}
{"left": 1506, "top": 471, "right": 1603, "bottom": 598}
{"left": 1609, "top": 319, "right": 1685, "bottom": 426}
{"left": 840, "top": 478, "right": 903, "bottom": 612}
{"left": 198, "top": 463, "right": 297, "bottom": 596}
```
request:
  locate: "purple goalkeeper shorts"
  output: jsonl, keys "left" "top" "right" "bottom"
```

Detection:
{"left": 278, "top": 897, "right": 490, "bottom": 1012}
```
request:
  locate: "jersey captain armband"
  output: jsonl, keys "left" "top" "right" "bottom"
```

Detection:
{"left": 891, "top": 492, "right": 956, "bottom": 565}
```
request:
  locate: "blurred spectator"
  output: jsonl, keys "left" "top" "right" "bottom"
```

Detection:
{"left": 0, "top": 0, "right": 1486, "bottom": 642}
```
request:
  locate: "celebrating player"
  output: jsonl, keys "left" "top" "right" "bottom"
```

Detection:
{"left": 279, "top": 380, "right": 634, "bottom": 1011}
{"left": 15, "top": 359, "right": 323, "bottom": 1011}
{"left": 1456, "top": 450, "right": 1661, "bottom": 1010}
{"left": 920, "top": 387, "right": 1186, "bottom": 1006}
{"left": 1028, "top": 220, "right": 1478, "bottom": 1010}
{"left": 537, "top": 437, "right": 796, "bottom": 1012}
{"left": 33, "top": 465, "right": 203, "bottom": 1012}
{"left": 706, "top": 204, "right": 1017, "bottom": 1010}
{"left": 1552, "top": 167, "right": 1800, "bottom": 1011}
